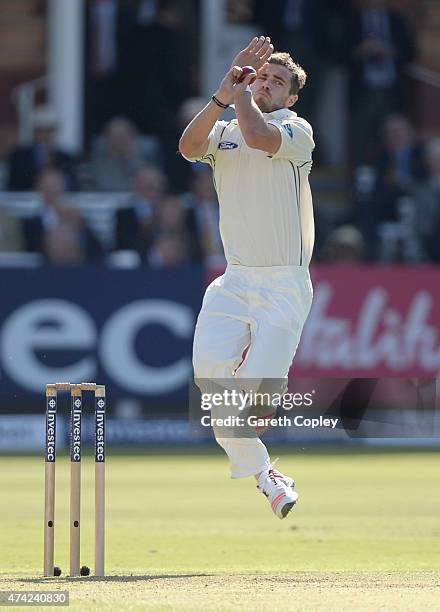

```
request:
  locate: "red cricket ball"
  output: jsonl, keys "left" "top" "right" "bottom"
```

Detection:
{"left": 238, "top": 66, "right": 257, "bottom": 84}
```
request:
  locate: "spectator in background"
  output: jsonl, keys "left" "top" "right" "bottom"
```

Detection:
{"left": 148, "top": 232, "right": 190, "bottom": 268}
{"left": 132, "top": 0, "right": 195, "bottom": 131}
{"left": 115, "top": 165, "right": 166, "bottom": 258}
{"left": 348, "top": 0, "right": 415, "bottom": 164}
{"left": 227, "top": 0, "right": 253, "bottom": 23}
{"left": 413, "top": 139, "right": 440, "bottom": 262}
{"left": 374, "top": 115, "right": 425, "bottom": 194}
{"left": 6, "top": 107, "right": 77, "bottom": 191}
{"left": 321, "top": 225, "right": 366, "bottom": 263}
{"left": 173, "top": 97, "right": 207, "bottom": 191}
{"left": 359, "top": 115, "right": 424, "bottom": 259}
{"left": 22, "top": 168, "right": 102, "bottom": 265}
{"left": 85, "top": 0, "right": 138, "bottom": 137}
{"left": 152, "top": 194, "right": 202, "bottom": 262}
{"left": 132, "top": 0, "right": 193, "bottom": 181}
{"left": 253, "top": 0, "right": 324, "bottom": 126}
{"left": 183, "top": 168, "right": 225, "bottom": 266}
{"left": 253, "top": 0, "right": 314, "bottom": 54}
{"left": 89, "top": 117, "right": 158, "bottom": 191}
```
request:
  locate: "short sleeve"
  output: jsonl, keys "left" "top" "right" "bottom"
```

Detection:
{"left": 181, "top": 120, "right": 228, "bottom": 166}
{"left": 267, "top": 118, "right": 315, "bottom": 164}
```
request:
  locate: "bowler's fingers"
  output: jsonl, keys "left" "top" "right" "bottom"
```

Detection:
{"left": 260, "top": 42, "right": 274, "bottom": 62}
{"left": 246, "top": 36, "right": 259, "bottom": 52}
{"left": 221, "top": 66, "right": 238, "bottom": 88}
{"left": 253, "top": 35, "right": 268, "bottom": 53}
{"left": 241, "top": 72, "right": 256, "bottom": 87}
{"left": 231, "top": 65, "right": 243, "bottom": 81}
{"left": 256, "top": 38, "right": 272, "bottom": 59}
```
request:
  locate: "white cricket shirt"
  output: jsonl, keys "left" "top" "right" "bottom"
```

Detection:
{"left": 183, "top": 107, "right": 315, "bottom": 267}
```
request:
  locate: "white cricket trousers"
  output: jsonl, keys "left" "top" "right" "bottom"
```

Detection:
{"left": 193, "top": 264, "right": 313, "bottom": 478}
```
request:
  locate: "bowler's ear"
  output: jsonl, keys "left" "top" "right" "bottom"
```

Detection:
{"left": 288, "top": 94, "right": 298, "bottom": 108}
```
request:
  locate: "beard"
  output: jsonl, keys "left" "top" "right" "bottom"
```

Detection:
{"left": 253, "top": 91, "right": 285, "bottom": 114}
{"left": 254, "top": 98, "right": 272, "bottom": 113}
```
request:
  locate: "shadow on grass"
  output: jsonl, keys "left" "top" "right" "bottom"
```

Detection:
{"left": 17, "top": 573, "right": 214, "bottom": 584}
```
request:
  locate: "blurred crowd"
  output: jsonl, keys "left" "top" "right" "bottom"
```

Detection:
{"left": 1, "top": 0, "right": 439, "bottom": 267}
{"left": 1, "top": 110, "right": 224, "bottom": 268}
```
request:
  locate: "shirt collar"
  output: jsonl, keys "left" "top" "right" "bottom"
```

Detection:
{"left": 262, "top": 107, "right": 297, "bottom": 121}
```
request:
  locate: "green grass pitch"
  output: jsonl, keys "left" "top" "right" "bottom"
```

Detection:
{"left": 0, "top": 448, "right": 439, "bottom": 610}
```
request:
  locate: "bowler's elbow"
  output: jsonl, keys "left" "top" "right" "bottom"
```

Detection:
{"left": 178, "top": 135, "right": 207, "bottom": 160}
{"left": 178, "top": 135, "right": 190, "bottom": 157}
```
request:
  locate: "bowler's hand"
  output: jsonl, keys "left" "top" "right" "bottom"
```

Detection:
{"left": 230, "top": 66, "right": 255, "bottom": 100}
{"left": 214, "top": 67, "right": 238, "bottom": 106}
{"left": 231, "top": 36, "right": 273, "bottom": 72}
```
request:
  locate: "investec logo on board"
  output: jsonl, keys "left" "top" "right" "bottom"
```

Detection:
{"left": 95, "top": 401, "right": 105, "bottom": 463}
{"left": 46, "top": 405, "right": 56, "bottom": 462}
{"left": 71, "top": 400, "right": 82, "bottom": 462}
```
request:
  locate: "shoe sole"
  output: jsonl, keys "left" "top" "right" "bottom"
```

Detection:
{"left": 280, "top": 498, "right": 298, "bottom": 519}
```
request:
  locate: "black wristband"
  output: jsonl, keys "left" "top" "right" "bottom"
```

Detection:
{"left": 211, "top": 95, "right": 229, "bottom": 109}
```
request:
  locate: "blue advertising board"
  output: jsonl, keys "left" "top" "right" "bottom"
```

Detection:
{"left": 0, "top": 266, "right": 203, "bottom": 402}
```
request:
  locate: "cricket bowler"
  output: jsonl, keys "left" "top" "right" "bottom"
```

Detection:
{"left": 179, "top": 36, "right": 315, "bottom": 519}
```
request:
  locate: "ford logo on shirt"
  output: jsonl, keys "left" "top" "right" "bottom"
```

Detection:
{"left": 218, "top": 141, "right": 238, "bottom": 150}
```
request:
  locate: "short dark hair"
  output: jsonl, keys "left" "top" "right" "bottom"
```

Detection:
{"left": 268, "top": 52, "right": 307, "bottom": 95}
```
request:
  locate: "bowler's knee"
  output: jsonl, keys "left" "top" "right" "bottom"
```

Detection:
{"left": 193, "top": 352, "right": 233, "bottom": 379}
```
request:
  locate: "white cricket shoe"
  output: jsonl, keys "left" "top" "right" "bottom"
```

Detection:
{"left": 257, "top": 462, "right": 298, "bottom": 519}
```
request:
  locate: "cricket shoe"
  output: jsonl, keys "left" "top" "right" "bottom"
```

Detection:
{"left": 257, "top": 461, "right": 298, "bottom": 519}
